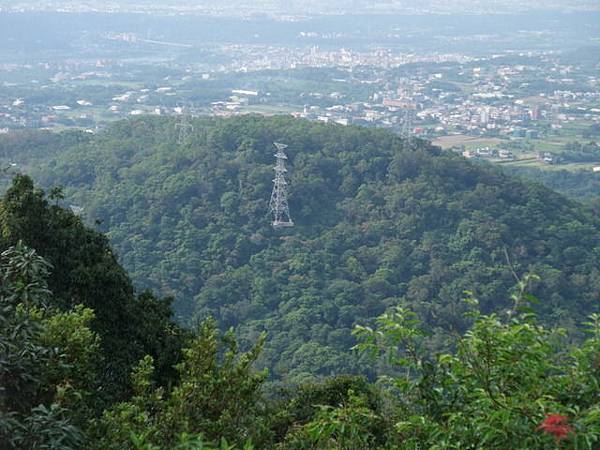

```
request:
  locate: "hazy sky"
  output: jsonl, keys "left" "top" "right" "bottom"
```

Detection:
{"left": 1, "top": 0, "right": 600, "bottom": 14}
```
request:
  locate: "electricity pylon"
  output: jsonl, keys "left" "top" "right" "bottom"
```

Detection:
{"left": 175, "top": 104, "right": 193, "bottom": 145}
{"left": 400, "top": 81, "right": 416, "bottom": 146}
{"left": 268, "top": 142, "right": 294, "bottom": 229}
{"left": 402, "top": 106, "right": 415, "bottom": 145}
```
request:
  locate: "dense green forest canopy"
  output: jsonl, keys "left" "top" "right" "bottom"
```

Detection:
{"left": 1, "top": 116, "right": 599, "bottom": 385}
{"left": 0, "top": 175, "right": 186, "bottom": 404}
{"left": 1, "top": 206, "right": 599, "bottom": 448}
{"left": 504, "top": 165, "right": 600, "bottom": 203}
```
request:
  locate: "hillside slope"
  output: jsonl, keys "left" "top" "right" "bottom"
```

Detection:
{"left": 2, "top": 116, "right": 599, "bottom": 384}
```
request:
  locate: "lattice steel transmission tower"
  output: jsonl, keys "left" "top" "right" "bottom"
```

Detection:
{"left": 402, "top": 103, "right": 416, "bottom": 146}
{"left": 398, "top": 80, "right": 416, "bottom": 146}
{"left": 175, "top": 104, "right": 194, "bottom": 145}
{"left": 268, "top": 142, "right": 294, "bottom": 229}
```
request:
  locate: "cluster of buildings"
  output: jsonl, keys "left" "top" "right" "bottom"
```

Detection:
{"left": 277, "top": 54, "right": 600, "bottom": 149}
{"left": 462, "top": 147, "right": 515, "bottom": 160}
{"left": 1, "top": 46, "right": 599, "bottom": 163}
{"left": 218, "top": 44, "right": 473, "bottom": 72}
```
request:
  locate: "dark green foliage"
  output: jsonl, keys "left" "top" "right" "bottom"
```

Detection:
{"left": 0, "top": 163, "right": 599, "bottom": 448}
{"left": 280, "top": 391, "right": 384, "bottom": 450}
{"left": 0, "top": 243, "right": 92, "bottom": 450}
{"left": 277, "top": 376, "right": 381, "bottom": 427}
{"left": 0, "top": 176, "right": 186, "bottom": 402}
{"left": 2, "top": 116, "right": 600, "bottom": 385}
{"left": 92, "top": 320, "right": 270, "bottom": 450}
{"left": 271, "top": 376, "right": 392, "bottom": 448}
{"left": 351, "top": 289, "right": 600, "bottom": 449}
{"left": 0, "top": 129, "right": 90, "bottom": 165}
{"left": 505, "top": 165, "right": 600, "bottom": 201}
{"left": 583, "top": 123, "right": 600, "bottom": 139}
{"left": 561, "top": 141, "right": 600, "bottom": 163}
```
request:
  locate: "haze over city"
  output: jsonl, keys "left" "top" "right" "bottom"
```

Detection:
{"left": 2, "top": 0, "right": 600, "bottom": 14}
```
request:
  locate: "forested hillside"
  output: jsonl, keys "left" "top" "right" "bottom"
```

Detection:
{"left": 1, "top": 116, "right": 599, "bottom": 385}
{"left": 505, "top": 165, "right": 600, "bottom": 202}
{"left": 0, "top": 175, "right": 186, "bottom": 403}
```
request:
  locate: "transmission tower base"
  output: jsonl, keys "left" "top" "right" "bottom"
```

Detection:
{"left": 272, "top": 220, "right": 294, "bottom": 229}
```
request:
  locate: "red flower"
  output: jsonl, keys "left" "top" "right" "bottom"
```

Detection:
{"left": 537, "top": 414, "right": 574, "bottom": 443}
